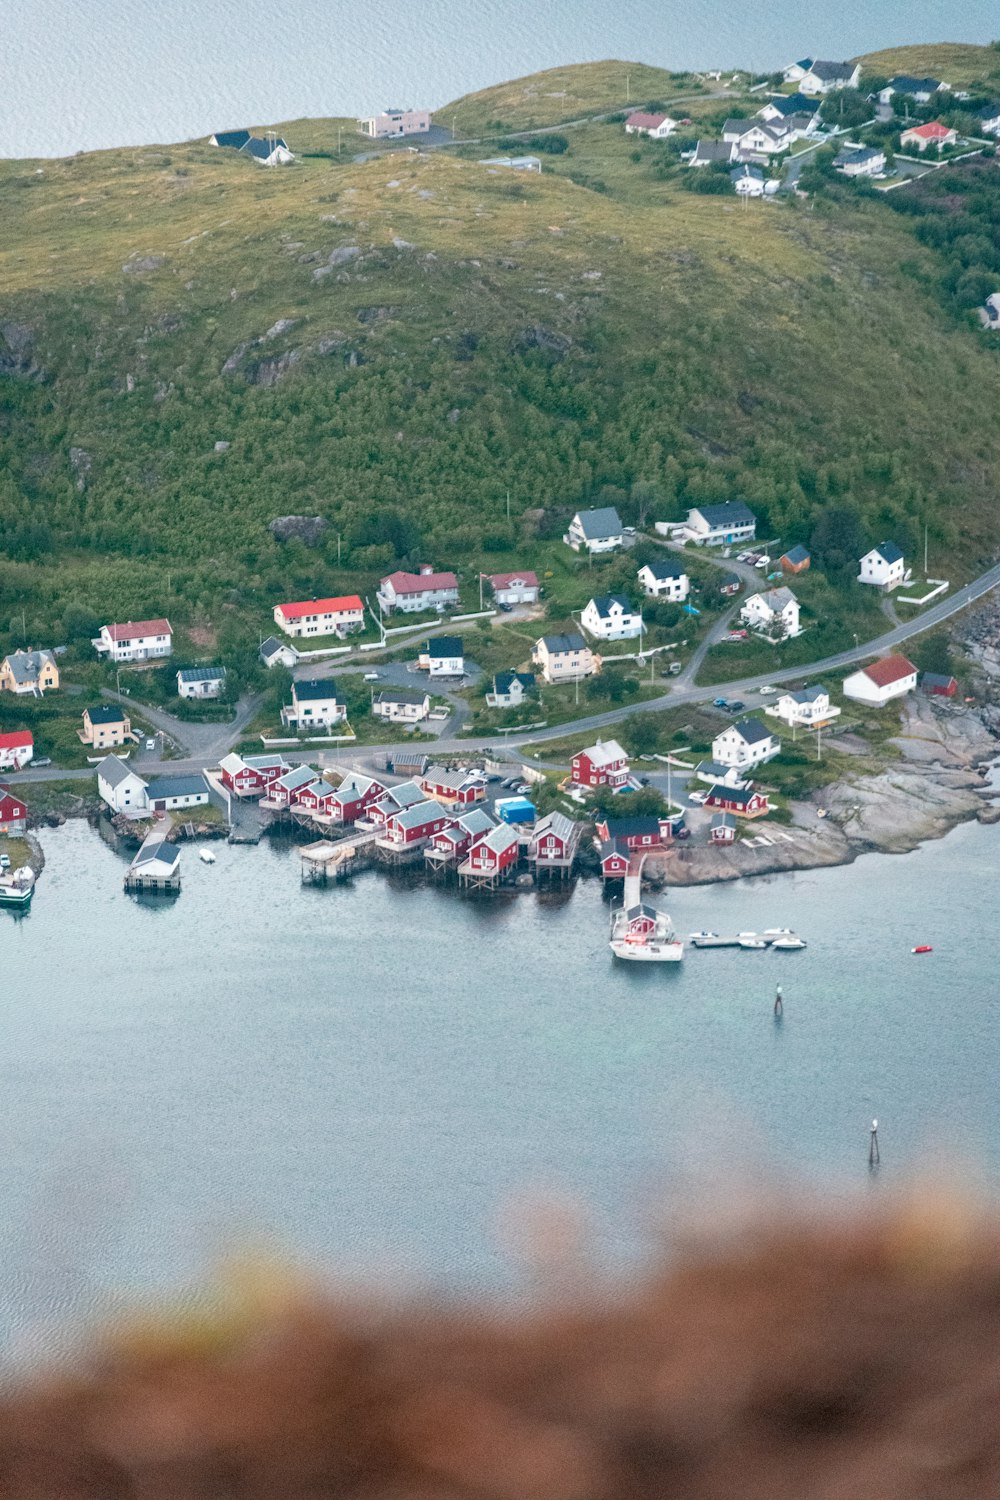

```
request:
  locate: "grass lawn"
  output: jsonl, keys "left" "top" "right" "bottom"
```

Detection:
{"left": 0, "top": 836, "right": 35, "bottom": 872}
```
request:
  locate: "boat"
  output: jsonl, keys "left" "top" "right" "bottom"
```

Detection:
{"left": 688, "top": 930, "right": 718, "bottom": 941}
{"left": 691, "top": 934, "right": 741, "bottom": 948}
{"left": 0, "top": 866, "right": 35, "bottom": 909}
{"left": 762, "top": 928, "right": 793, "bottom": 938}
{"left": 610, "top": 901, "right": 683, "bottom": 962}
{"left": 738, "top": 936, "right": 768, "bottom": 949}
{"left": 912, "top": 944, "right": 933, "bottom": 954}
{"left": 199, "top": 848, "right": 217, "bottom": 864}
{"left": 771, "top": 936, "right": 807, "bottom": 950}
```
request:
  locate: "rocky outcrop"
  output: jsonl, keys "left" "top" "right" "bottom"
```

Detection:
{"left": 269, "top": 515, "right": 327, "bottom": 546}
{"left": 122, "top": 254, "right": 167, "bottom": 274}
{"left": 515, "top": 324, "right": 572, "bottom": 356}
{"left": 0, "top": 321, "right": 41, "bottom": 379}
{"left": 69, "top": 447, "right": 92, "bottom": 491}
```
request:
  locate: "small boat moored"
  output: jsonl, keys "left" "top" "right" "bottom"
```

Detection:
{"left": 610, "top": 901, "right": 684, "bottom": 962}
{"left": 0, "top": 866, "right": 35, "bottom": 909}
{"left": 771, "top": 936, "right": 807, "bottom": 951}
{"left": 199, "top": 848, "right": 217, "bottom": 864}
{"left": 738, "top": 936, "right": 769, "bottom": 949}
{"left": 912, "top": 944, "right": 933, "bottom": 954}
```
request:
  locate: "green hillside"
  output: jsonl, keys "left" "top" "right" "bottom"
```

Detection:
{"left": 2, "top": 52, "right": 1000, "bottom": 661}
{"left": 854, "top": 41, "right": 1000, "bottom": 88}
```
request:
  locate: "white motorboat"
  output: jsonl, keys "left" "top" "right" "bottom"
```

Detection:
{"left": 199, "top": 848, "right": 217, "bottom": 864}
{"left": 688, "top": 930, "right": 718, "bottom": 941}
{"left": 610, "top": 901, "right": 683, "bottom": 962}
{"left": 762, "top": 928, "right": 793, "bottom": 938}
{"left": 0, "top": 866, "right": 35, "bottom": 909}
{"left": 738, "top": 936, "right": 768, "bottom": 949}
{"left": 771, "top": 935, "right": 807, "bottom": 950}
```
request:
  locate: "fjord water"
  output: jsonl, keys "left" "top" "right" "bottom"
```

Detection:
{"left": 5, "top": 0, "right": 998, "bottom": 159}
{"left": 2, "top": 817, "right": 999, "bottom": 1356}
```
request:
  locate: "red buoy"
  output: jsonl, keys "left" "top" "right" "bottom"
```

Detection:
{"left": 912, "top": 945, "right": 933, "bottom": 954}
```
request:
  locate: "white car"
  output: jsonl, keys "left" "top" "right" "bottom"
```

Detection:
{"left": 758, "top": 684, "right": 778, "bottom": 696}
{"left": 363, "top": 671, "right": 380, "bottom": 682}
{"left": 145, "top": 738, "right": 156, "bottom": 751}
{"left": 754, "top": 555, "right": 771, "bottom": 569}
{"left": 688, "top": 789, "right": 709, "bottom": 806}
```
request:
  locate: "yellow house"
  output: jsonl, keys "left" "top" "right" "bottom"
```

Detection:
{"left": 81, "top": 703, "right": 132, "bottom": 748}
{"left": 0, "top": 648, "right": 60, "bottom": 695}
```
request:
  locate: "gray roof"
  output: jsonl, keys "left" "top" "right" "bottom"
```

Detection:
{"left": 888, "top": 75, "right": 942, "bottom": 94}
{"left": 423, "top": 765, "right": 476, "bottom": 793}
{"left": 177, "top": 665, "right": 225, "bottom": 683}
{"left": 97, "top": 754, "right": 144, "bottom": 790}
{"left": 574, "top": 506, "right": 623, "bottom": 539}
{"left": 260, "top": 636, "right": 287, "bottom": 658}
{"left": 87, "top": 703, "right": 125, "bottom": 725}
{"left": 375, "top": 687, "right": 429, "bottom": 705}
{"left": 146, "top": 774, "right": 208, "bottom": 800}
{"left": 872, "top": 540, "right": 904, "bottom": 565}
{"left": 533, "top": 811, "right": 578, "bottom": 843}
{"left": 384, "top": 781, "right": 428, "bottom": 809}
{"left": 835, "top": 146, "right": 883, "bottom": 165}
{"left": 641, "top": 559, "right": 685, "bottom": 581}
{"left": 589, "top": 594, "right": 635, "bottom": 618}
{"left": 692, "top": 140, "right": 735, "bottom": 162}
{"left": 493, "top": 671, "right": 535, "bottom": 693}
{"left": 759, "top": 586, "right": 796, "bottom": 611}
{"left": 782, "top": 544, "right": 810, "bottom": 564}
{"left": 711, "top": 812, "right": 737, "bottom": 829}
{"left": 294, "top": 677, "right": 341, "bottom": 701}
{"left": 425, "top": 636, "right": 463, "bottom": 657}
{"left": 974, "top": 101, "right": 1000, "bottom": 120}
{"left": 3, "top": 649, "right": 56, "bottom": 685}
{"left": 732, "top": 165, "right": 765, "bottom": 184}
{"left": 274, "top": 764, "right": 318, "bottom": 791}
{"left": 789, "top": 685, "right": 827, "bottom": 704}
{"left": 539, "top": 632, "right": 588, "bottom": 654}
{"left": 728, "top": 717, "right": 774, "bottom": 746}
{"left": 598, "top": 838, "right": 630, "bottom": 861}
{"left": 390, "top": 799, "right": 446, "bottom": 830}
{"left": 601, "top": 815, "right": 662, "bottom": 838}
{"left": 456, "top": 807, "right": 496, "bottom": 836}
{"left": 244, "top": 754, "right": 289, "bottom": 770}
{"left": 696, "top": 760, "right": 734, "bottom": 779}
{"left": 693, "top": 501, "right": 757, "bottom": 528}
{"left": 131, "top": 835, "right": 180, "bottom": 873}
{"left": 810, "top": 60, "right": 856, "bottom": 82}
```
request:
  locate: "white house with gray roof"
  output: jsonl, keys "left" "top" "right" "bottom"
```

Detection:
{"left": 766, "top": 686, "right": 842, "bottom": 729}
{"left": 789, "top": 60, "right": 861, "bottom": 95}
{"left": 372, "top": 687, "right": 431, "bottom": 723}
{"left": 146, "top": 774, "right": 211, "bottom": 811}
{"left": 834, "top": 145, "right": 886, "bottom": 177}
{"left": 858, "top": 542, "right": 906, "bottom": 590}
{"left": 689, "top": 139, "right": 738, "bottom": 167}
{"left": 580, "top": 594, "right": 643, "bottom": 641}
{"left": 637, "top": 559, "right": 690, "bottom": 601}
{"left": 679, "top": 502, "right": 757, "bottom": 546}
{"left": 177, "top": 666, "right": 226, "bottom": 699}
{"left": 564, "top": 506, "right": 624, "bottom": 554}
{"left": 712, "top": 717, "right": 781, "bottom": 770}
{"left": 96, "top": 754, "right": 149, "bottom": 816}
{"left": 741, "top": 587, "right": 802, "bottom": 638}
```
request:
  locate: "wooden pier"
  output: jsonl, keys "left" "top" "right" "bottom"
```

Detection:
{"left": 300, "top": 830, "right": 377, "bottom": 885}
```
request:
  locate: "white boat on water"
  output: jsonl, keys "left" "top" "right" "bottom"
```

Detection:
{"left": 772, "top": 935, "right": 807, "bottom": 950}
{"left": 0, "top": 866, "right": 35, "bottom": 909}
{"left": 689, "top": 930, "right": 718, "bottom": 941}
{"left": 199, "top": 848, "right": 217, "bottom": 864}
{"left": 610, "top": 901, "right": 684, "bottom": 962}
{"left": 762, "top": 927, "right": 793, "bottom": 938}
{"left": 738, "top": 935, "right": 768, "bottom": 949}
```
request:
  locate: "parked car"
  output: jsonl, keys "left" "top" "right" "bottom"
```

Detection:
{"left": 754, "top": 555, "right": 771, "bottom": 569}
{"left": 688, "top": 789, "right": 709, "bottom": 805}
{"left": 499, "top": 602, "right": 513, "bottom": 612}
{"left": 363, "top": 671, "right": 380, "bottom": 682}
{"left": 713, "top": 697, "right": 729, "bottom": 708}
{"left": 725, "top": 700, "right": 746, "bottom": 713}
{"left": 0, "top": 854, "right": 10, "bottom": 870}
{"left": 674, "top": 826, "right": 692, "bottom": 840}
{"left": 145, "top": 738, "right": 156, "bottom": 751}
{"left": 759, "top": 684, "right": 778, "bottom": 696}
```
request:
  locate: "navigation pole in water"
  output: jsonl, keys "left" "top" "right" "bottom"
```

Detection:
{"left": 869, "top": 1118, "right": 880, "bottom": 1166}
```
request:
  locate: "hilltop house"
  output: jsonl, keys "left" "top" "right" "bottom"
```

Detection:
{"left": 96, "top": 755, "right": 148, "bottom": 815}
{"left": 146, "top": 774, "right": 211, "bottom": 813}
{"left": 485, "top": 671, "right": 535, "bottom": 709}
{"left": 93, "top": 619, "right": 172, "bottom": 663}
{"left": 879, "top": 76, "right": 947, "bottom": 106}
{"left": 273, "top": 595, "right": 365, "bottom": 638}
{"left": 177, "top": 666, "right": 226, "bottom": 699}
{"left": 711, "top": 717, "right": 780, "bottom": 770}
{"left": 0, "top": 648, "right": 59, "bottom": 696}
{"left": 0, "top": 787, "right": 27, "bottom": 835}
{"left": 785, "top": 60, "right": 860, "bottom": 95}
{"left": 675, "top": 502, "right": 756, "bottom": 546}
{"left": 766, "top": 686, "right": 841, "bottom": 729}
{"left": 418, "top": 636, "right": 464, "bottom": 677}
{"left": 0, "top": 730, "right": 33, "bottom": 772}
{"left": 780, "top": 544, "right": 811, "bottom": 574}
{"left": 580, "top": 595, "right": 643, "bottom": 641}
{"left": 259, "top": 636, "right": 299, "bottom": 669}
{"left": 731, "top": 164, "right": 767, "bottom": 196}
{"left": 722, "top": 120, "right": 790, "bottom": 155}
{"left": 740, "top": 587, "right": 802, "bottom": 639}
{"left": 209, "top": 129, "right": 294, "bottom": 165}
{"left": 571, "top": 739, "right": 630, "bottom": 790}
{"left": 377, "top": 567, "right": 460, "bottom": 614}
{"left": 359, "top": 108, "right": 430, "bottom": 139}
{"left": 858, "top": 542, "right": 906, "bottom": 590}
{"left": 637, "top": 559, "right": 689, "bottom": 601}
{"left": 834, "top": 145, "right": 886, "bottom": 177}
{"left": 842, "top": 655, "right": 918, "bottom": 707}
{"left": 624, "top": 111, "right": 678, "bottom": 138}
{"left": 532, "top": 633, "right": 598, "bottom": 684}
{"left": 900, "top": 121, "right": 958, "bottom": 152}
{"left": 486, "top": 570, "right": 539, "bottom": 606}
{"left": 973, "top": 102, "right": 1000, "bottom": 136}
{"left": 281, "top": 678, "right": 347, "bottom": 730}
{"left": 757, "top": 94, "right": 820, "bottom": 126}
{"left": 689, "top": 139, "right": 738, "bottom": 167}
{"left": 372, "top": 687, "right": 430, "bottom": 723}
{"left": 564, "top": 506, "right": 624, "bottom": 554}
{"left": 81, "top": 703, "right": 131, "bottom": 749}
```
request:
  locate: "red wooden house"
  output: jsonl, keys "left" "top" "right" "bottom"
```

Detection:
{"left": 919, "top": 672, "right": 957, "bottom": 698}
{"left": 529, "top": 812, "right": 581, "bottom": 866}
{"left": 705, "top": 784, "right": 769, "bottom": 818}
{"left": 323, "top": 772, "right": 386, "bottom": 824}
{"left": 419, "top": 766, "right": 485, "bottom": 807}
{"left": 0, "top": 787, "right": 27, "bottom": 833}
{"left": 427, "top": 807, "right": 495, "bottom": 862}
{"left": 292, "top": 778, "right": 340, "bottom": 817}
{"left": 366, "top": 781, "right": 427, "bottom": 828}
{"left": 381, "top": 800, "right": 450, "bottom": 846}
{"left": 218, "top": 752, "right": 289, "bottom": 798}
{"left": 598, "top": 838, "right": 630, "bottom": 878}
{"left": 462, "top": 823, "right": 520, "bottom": 876}
{"left": 595, "top": 815, "right": 671, "bottom": 850}
{"left": 571, "top": 738, "right": 629, "bottom": 790}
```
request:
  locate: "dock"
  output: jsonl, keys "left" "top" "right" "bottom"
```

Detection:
{"left": 300, "top": 830, "right": 377, "bottom": 884}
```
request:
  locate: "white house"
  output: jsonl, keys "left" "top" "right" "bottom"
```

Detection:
{"left": 0, "top": 730, "right": 34, "bottom": 771}
{"left": 834, "top": 145, "right": 886, "bottom": 177}
{"left": 731, "top": 164, "right": 767, "bottom": 196}
{"left": 858, "top": 542, "right": 906, "bottom": 590}
{"left": 766, "top": 685, "right": 842, "bottom": 728}
{"left": 637, "top": 560, "right": 689, "bottom": 602}
{"left": 359, "top": 108, "right": 430, "bottom": 139}
{"left": 93, "top": 618, "right": 172, "bottom": 663}
{"left": 679, "top": 502, "right": 757, "bottom": 547}
{"left": 740, "top": 587, "right": 802, "bottom": 639}
{"left": 689, "top": 139, "right": 738, "bottom": 167}
{"left": 259, "top": 636, "right": 299, "bottom": 669}
{"left": 418, "top": 636, "right": 464, "bottom": 677}
{"left": 564, "top": 506, "right": 624, "bottom": 554}
{"left": 842, "top": 655, "right": 917, "bottom": 706}
{"left": 973, "top": 102, "right": 1000, "bottom": 137}
{"left": 878, "top": 76, "right": 946, "bottom": 107}
{"left": 485, "top": 671, "right": 535, "bottom": 708}
{"left": 792, "top": 60, "right": 861, "bottom": 95}
{"left": 711, "top": 717, "right": 781, "bottom": 771}
{"left": 377, "top": 567, "right": 460, "bottom": 614}
{"left": 982, "top": 292, "right": 1000, "bottom": 329}
{"left": 624, "top": 111, "right": 678, "bottom": 138}
{"left": 580, "top": 595, "right": 643, "bottom": 641}
{"left": 900, "top": 122, "right": 958, "bottom": 152}
{"left": 280, "top": 678, "right": 347, "bottom": 729}
{"left": 177, "top": 667, "right": 226, "bottom": 699}
{"left": 722, "top": 120, "right": 789, "bottom": 155}
{"left": 96, "top": 754, "right": 149, "bottom": 815}
{"left": 273, "top": 595, "right": 365, "bottom": 638}
{"left": 486, "top": 571, "right": 540, "bottom": 606}
{"left": 757, "top": 94, "right": 820, "bottom": 127}
{"left": 145, "top": 774, "right": 210, "bottom": 812}
{"left": 372, "top": 688, "right": 430, "bottom": 723}
{"left": 209, "top": 130, "right": 294, "bottom": 165}
{"left": 532, "top": 633, "right": 598, "bottom": 684}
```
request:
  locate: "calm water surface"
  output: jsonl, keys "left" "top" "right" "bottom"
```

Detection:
{"left": 2, "top": 817, "right": 999, "bottom": 1355}
{"left": 4, "top": 0, "right": 998, "bottom": 159}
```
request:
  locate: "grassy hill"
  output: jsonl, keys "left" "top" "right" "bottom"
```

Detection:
{"left": 2, "top": 51, "right": 1000, "bottom": 668}
{"left": 436, "top": 60, "right": 708, "bottom": 137}
{"left": 854, "top": 42, "right": 1000, "bottom": 88}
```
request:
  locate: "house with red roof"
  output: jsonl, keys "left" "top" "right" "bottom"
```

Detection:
{"left": 0, "top": 730, "right": 33, "bottom": 772}
{"left": 93, "top": 619, "right": 172, "bottom": 663}
{"left": 624, "top": 111, "right": 678, "bottom": 139}
{"left": 0, "top": 786, "right": 28, "bottom": 833}
{"left": 900, "top": 121, "right": 958, "bottom": 152}
{"left": 272, "top": 595, "right": 364, "bottom": 638}
{"left": 842, "top": 656, "right": 918, "bottom": 707}
{"left": 377, "top": 567, "right": 459, "bottom": 614}
{"left": 485, "top": 570, "right": 539, "bottom": 606}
